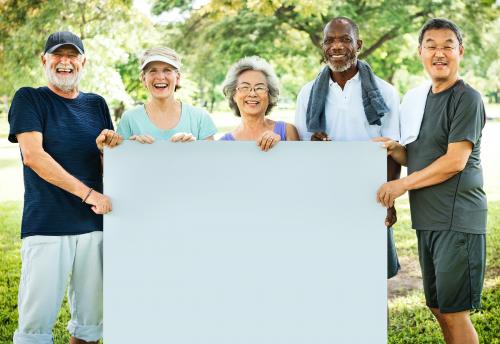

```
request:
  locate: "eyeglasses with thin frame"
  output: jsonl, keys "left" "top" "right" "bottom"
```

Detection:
{"left": 236, "top": 85, "right": 268, "bottom": 95}
{"left": 422, "top": 45, "right": 458, "bottom": 53}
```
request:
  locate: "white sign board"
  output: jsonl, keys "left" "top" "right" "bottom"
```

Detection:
{"left": 104, "top": 141, "right": 387, "bottom": 343}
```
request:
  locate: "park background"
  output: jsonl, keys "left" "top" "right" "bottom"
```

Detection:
{"left": 0, "top": 0, "right": 499, "bottom": 342}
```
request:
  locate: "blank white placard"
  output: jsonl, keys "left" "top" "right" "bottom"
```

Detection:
{"left": 103, "top": 141, "right": 387, "bottom": 343}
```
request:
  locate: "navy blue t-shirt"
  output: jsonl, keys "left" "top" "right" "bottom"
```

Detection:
{"left": 8, "top": 86, "right": 113, "bottom": 238}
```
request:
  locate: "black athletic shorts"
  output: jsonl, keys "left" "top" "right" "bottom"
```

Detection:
{"left": 417, "top": 230, "right": 486, "bottom": 313}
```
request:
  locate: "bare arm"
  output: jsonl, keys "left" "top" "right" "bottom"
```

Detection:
{"left": 385, "top": 155, "right": 401, "bottom": 226}
{"left": 372, "top": 137, "right": 407, "bottom": 166}
{"left": 285, "top": 123, "right": 300, "bottom": 141}
{"left": 403, "top": 141, "right": 472, "bottom": 190}
{"left": 376, "top": 141, "right": 473, "bottom": 208}
{"left": 387, "top": 155, "right": 401, "bottom": 182}
{"left": 388, "top": 144, "right": 407, "bottom": 166}
{"left": 18, "top": 131, "right": 112, "bottom": 214}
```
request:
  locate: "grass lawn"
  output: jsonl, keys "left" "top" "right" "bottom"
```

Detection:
{"left": 0, "top": 114, "right": 8, "bottom": 139}
{"left": 0, "top": 202, "right": 73, "bottom": 343}
{"left": 0, "top": 201, "right": 499, "bottom": 343}
{"left": 388, "top": 202, "right": 500, "bottom": 343}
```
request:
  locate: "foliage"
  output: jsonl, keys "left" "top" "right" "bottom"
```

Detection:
{"left": 485, "top": 201, "right": 500, "bottom": 277}
{"left": 391, "top": 203, "right": 418, "bottom": 258}
{"left": 461, "top": 17, "right": 500, "bottom": 103}
{"left": 0, "top": 0, "right": 161, "bottom": 110}
{"left": 0, "top": 200, "right": 499, "bottom": 342}
{"left": 388, "top": 285, "right": 500, "bottom": 344}
{"left": 152, "top": 0, "right": 499, "bottom": 106}
{"left": 116, "top": 55, "right": 149, "bottom": 105}
{"left": 0, "top": 0, "right": 499, "bottom": 116}
{"left": 0, "top": 201, "right": 22, "bottom": 342}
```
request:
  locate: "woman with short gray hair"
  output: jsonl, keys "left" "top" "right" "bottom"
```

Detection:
{"left": 220, "top": 56, "right": 299, "bottom": 151}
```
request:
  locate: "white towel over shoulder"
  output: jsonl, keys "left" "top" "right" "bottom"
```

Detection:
{"left": 400, "top": 81, "right": 432, "bottom": 145}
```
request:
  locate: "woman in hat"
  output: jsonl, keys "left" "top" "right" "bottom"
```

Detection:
{"left": 114, "top": 47, "right": 216, "bottom": 143}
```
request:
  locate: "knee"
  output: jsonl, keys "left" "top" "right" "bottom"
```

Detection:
{"left": 17, "top": 309, "right": 53, "bottom": 334}
{"left": 439, "top": 311, "right": 470, "bottom": 328}
{"left": 429, "top": 307, "right": 444, "bottom": 321}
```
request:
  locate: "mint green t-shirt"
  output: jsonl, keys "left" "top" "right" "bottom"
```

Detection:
{"left": 117, "top": 103, "right": 217, "bottom": 140}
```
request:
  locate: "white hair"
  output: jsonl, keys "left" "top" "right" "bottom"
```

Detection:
{"left": 222, "top": 56, "right": 280, "bottom": 117}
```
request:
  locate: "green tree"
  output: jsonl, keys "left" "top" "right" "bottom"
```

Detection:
{"left": 152, "top": 0, "right": 499, "bottom": 106}
{"left": 0, "top": 0, "right": 160, "bottom": 113}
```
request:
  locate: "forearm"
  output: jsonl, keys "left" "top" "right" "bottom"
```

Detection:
{"left": 387, "top": 156, "right": 401, "bottom": 182}
{"left": 25, "top": 150, "right": 90, "bottom": 200}
{"left": 386, "top": 156, "right": 400, "bottom": 223}
{"left": 390, "top": 145, "right": 407, "bottom": 166}
{"left": 402, "top": 154, "right": 462, "bottom": 191}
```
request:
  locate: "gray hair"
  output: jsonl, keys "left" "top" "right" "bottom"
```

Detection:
{"left": 222, "top": 56, "right": 280, "bottom": 117}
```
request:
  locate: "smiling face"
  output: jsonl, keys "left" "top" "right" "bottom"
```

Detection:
{"left": 419, "top": 28, "right": 464, "bottom": 84}
{"left": 141, "top": 61, "right": 180, "bottom": 100}
{"left": 322, "top": 20, "right": 362, "bottom": 72}
{"left": 42, "top": 45, "right": 85, "bottom": 92}
{"left": 233, "top": 70, "right": 269, "bottom": 118}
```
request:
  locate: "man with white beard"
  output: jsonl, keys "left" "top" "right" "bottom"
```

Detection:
{"left": 294, "top": 17, "right": 402, "bottom": 279}
{"left": 8, "top": 31, "right": 120, "bottom": 344}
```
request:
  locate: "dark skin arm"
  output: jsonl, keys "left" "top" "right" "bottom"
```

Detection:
{"left": 311, "top": 131, "right": 331, "bottom": 141}
{"left": 386, "top": 155, "right": 401, "bottom": 227}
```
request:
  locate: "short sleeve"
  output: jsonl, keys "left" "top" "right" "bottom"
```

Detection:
{"left": 294, "top": 83, "right": 313, "bottom": 141}
{"left": 380, "top": 86, "right": 401, "bottom": 141}
{"left": 196, "top": 109, "right": 217, "bottom": 140}
{"left": 99, "top": 97, "right": 114, "bottom": 131}
{"left": 448, "top": 91, "right": 485, "bottom": 145}
{"left": 116, "top": 112, "right": 133, "bottom": 139}
{"left": 8, "top": 88, "right": 44, "bottom": 143}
